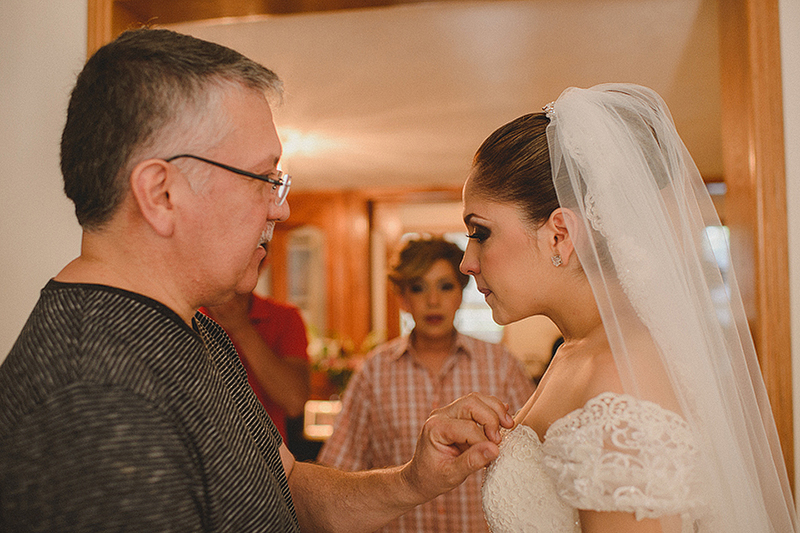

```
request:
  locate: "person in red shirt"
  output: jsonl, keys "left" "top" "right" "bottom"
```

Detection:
{"left": 204, "top": 257, "right": 311, "bottom": 443}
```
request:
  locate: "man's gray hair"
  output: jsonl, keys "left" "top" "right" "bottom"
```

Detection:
{"left": 61, "top": 28, "right": 283, "bottom": 230}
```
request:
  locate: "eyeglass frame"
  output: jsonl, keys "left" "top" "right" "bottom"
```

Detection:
{"left": 165, "top": 153, "right": 291, "bottom": 205}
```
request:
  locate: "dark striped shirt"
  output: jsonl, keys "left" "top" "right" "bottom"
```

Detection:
{"left": 0, "top": 280, "right": 299, "bottom": 532}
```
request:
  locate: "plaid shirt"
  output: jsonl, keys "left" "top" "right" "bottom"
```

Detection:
{"left": 317, "top": 332, "right": 534, "bottom": 533}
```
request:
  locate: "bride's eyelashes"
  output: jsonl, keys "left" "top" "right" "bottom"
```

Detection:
{"left": 466, "top": 227, "right": 490, "bottom": 243}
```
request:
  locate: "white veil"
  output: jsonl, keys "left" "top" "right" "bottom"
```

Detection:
{"left": 545, "top": 84, "right": 796, "bottom": 532}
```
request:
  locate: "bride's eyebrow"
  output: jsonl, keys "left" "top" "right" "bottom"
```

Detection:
{"left": 463, "top": 213, "right": 479, "bottom": 225}
{"left": 463, "top": 214, "right": 490, "bottom": 227}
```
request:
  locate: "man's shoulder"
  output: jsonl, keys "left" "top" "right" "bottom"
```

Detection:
{"left": 1, "top": 282, "right": 204, "bottom": 436}
{"left": 12, "top": 281, "right": 198, "bottom": 368}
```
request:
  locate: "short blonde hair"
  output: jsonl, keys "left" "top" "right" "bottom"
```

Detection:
{"left": 388, "top": 237, "right": 469, "bottom": 293}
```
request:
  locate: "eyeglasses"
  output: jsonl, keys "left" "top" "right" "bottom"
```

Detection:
{"left": 165, "top": 154, "right": 291, "bottom": 205}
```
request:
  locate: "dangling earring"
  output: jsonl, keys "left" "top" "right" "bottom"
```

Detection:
{"left": 551, "top": 254, "right": 563, "bottom": 267}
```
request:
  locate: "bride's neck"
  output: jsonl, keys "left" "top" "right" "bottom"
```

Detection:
{"left": 548, "top": 279, "right": 604, "bottom": 342}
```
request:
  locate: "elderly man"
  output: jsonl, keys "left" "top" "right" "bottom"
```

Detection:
{"left": 0, "top": 29, "right": 513, "bottom": 532}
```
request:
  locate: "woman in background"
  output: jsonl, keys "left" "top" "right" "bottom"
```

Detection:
{"left": 461, "top": 84, "right": 797, "bottom": 532}
{"left": 318, "top": 236, "right": 533, "bottom": 533}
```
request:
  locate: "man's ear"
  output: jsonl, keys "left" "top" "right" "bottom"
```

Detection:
{"left": 129, "top": 158, "right": 177, "bottom": 237}
{"left": 546, "top": 208, "right": 578, "bottom": 266}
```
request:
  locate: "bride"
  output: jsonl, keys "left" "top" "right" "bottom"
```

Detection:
{"left": 460, "top": 84, "right": 797, "bottom": 532}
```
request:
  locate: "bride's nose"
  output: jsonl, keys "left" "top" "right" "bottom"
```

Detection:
{"left": 460, "top": 242, "right": 478, "bottom": 276}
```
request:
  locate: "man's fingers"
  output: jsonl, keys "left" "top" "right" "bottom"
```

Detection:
{"left": 459, "top": 441, "right": 500, "bottom": 471}
{"left": 435, "top": 393, "right": 514, "bottom": 443}
{"left": 427, "top": 415, "right": 492, "bottom": 454}
{"left": 441, "top": 439, "right": 501, "bottom": 483}
{"left": 403, "top": 393, "right": 514, "bottom": 502}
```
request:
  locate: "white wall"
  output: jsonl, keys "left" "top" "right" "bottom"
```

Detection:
{"left": 0, "top": 1, "right": 86, "bottom": 361}
{"left": 780, "top": 0, "right": 800, "bottom": 500}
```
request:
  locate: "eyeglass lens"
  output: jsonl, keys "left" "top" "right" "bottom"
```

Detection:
{"left": 275, "top": 172, "right": 291, "bottom": 205}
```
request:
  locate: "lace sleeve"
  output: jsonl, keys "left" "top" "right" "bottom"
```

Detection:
{"left": 541, "top": 392, "right": 703, "bottom": 520}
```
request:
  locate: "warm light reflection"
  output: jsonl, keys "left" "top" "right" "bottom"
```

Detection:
{"left": 303, "top": 400, "right": 343, "bottom": 441}
{"left": 279, "top": 128, "right": 341, "bottom": 158}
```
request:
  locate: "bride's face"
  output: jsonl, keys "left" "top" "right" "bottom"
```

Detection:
{"left": 460, "top": 176, "right": 546, "bottom": 325}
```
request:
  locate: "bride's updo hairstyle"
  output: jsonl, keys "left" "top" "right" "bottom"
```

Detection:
{"left": 470, "top": 113, "right": 559, "bottom": 228}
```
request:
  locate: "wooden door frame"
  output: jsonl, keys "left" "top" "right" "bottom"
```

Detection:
{"left": 719, "top": 0, "right": 793, "bottom": 484}
{"left": 86, "top": 0, "right": 794, "bottom": 482}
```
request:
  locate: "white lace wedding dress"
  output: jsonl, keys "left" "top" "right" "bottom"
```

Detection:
{"left": 482, "top": 392, "right": 704, "bottom": 532}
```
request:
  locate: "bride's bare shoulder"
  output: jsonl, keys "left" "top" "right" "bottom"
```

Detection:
{"left": 580, "top": 349, "right": 624, "bottom": 403}
{"left": 517, "top": 339, "right": 623, "bottom": 434}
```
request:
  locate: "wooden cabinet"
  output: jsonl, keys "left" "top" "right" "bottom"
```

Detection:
{"left": 267, "top": 191, "right": 371, "bottom": 347}
{"left": 266, "top": 188, "right": 461, "bottom": 348}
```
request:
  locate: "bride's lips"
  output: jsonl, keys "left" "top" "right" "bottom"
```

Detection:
{"left": 477, "top": 286, "right": 492, "bottom": 298}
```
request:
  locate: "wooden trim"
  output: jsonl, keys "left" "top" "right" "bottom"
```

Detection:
{"left": 336, "top": 192, "right": 372, "bottom": 346}
{"left": 87, "top": 0, "right": 469, "bottom": 56}
{"left": 86, "top": 0, "right": 113, "bottom": 57}
{"left": 86, "top": 0, "right": 142, "bottom": 56}
{"left": 719, "top": 0, "right": 793, "bottom": 485}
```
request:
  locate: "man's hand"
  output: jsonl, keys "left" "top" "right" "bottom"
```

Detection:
{"left": 401, "top": 393, "right": 514, "bottom": 502}
{"left": 288, "top": 392, "right": 514, "bottom": 533}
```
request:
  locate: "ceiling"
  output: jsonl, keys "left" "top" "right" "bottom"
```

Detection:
{"left": 168, "top": 0, "right": 722, "bottom": 192}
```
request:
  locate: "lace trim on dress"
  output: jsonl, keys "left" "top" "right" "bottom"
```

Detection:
{"left": 482, "top": 425, "right": 580, "bottom": 533}
{"left": 541, "top": 392, "right": 704, "bottom": 521}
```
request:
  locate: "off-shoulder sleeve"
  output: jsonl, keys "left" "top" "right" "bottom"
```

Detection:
{"left": 541, "top": 392, "right": 703, "bottom": 520}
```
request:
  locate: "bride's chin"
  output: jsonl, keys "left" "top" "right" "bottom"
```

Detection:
{"left": 489, "top": 308, "right": 513, "bottom": 327}
{"left": 490, "top": 304, "right": 530, "bottom": 327}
